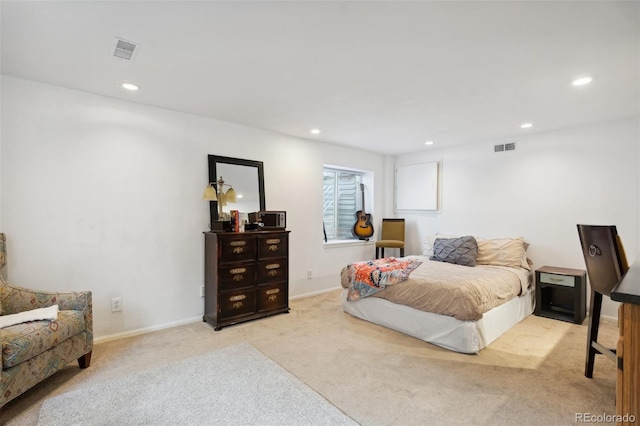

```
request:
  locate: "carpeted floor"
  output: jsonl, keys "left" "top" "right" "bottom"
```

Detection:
{"left": 1, "top": 289, "right": 618, "bottom": 426}
{"left": 36, "top": 342, "right": 356, "bottom": 425}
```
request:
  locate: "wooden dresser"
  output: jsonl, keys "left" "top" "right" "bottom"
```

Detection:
{"left": 611, "top": 256, "right": 640, "bottom": 425}
{"left": 203, "top": 230, "right": 290, "bottom": 330}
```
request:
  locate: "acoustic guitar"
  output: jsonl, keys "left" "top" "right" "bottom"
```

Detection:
{"left": 352, "top": 183, "right": 374, "bottom": 240}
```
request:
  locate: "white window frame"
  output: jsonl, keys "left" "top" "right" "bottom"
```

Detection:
{"left": 322, "top": 165, "right": 374, "bottom": 245}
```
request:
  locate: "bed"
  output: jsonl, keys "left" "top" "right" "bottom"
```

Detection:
{"left": 340, "top": 235, "right": 535, "bottom": 353}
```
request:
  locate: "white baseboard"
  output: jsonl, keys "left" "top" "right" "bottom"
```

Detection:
{"left": 94, "top": 315, "right": 203, "bottom": 344}
{"left": 290, "top": 286, "right": 342, "bottom": 300}
{"left": 94, "top": 293, "right": 619, "bottom": 344}
{"left": 94, "top": 289, "right": 343, "bottom": 343}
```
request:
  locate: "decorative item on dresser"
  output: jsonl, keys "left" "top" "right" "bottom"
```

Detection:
{"left": 203, "top": 176, "right": 237, "bottom": 232}
{"left": 203, "top": 230, "right": 290, "bottom": 330}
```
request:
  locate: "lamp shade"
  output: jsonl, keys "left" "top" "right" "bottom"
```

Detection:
{"left": 224, "top": 187, "right": 237, "bottom": 203}
{"left": 202, "top": 184, "right": 217, "bottom": 201}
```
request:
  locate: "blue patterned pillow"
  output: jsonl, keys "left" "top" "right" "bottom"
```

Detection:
{"left": 430, "top": 236, "right": 478, "bottom": 267}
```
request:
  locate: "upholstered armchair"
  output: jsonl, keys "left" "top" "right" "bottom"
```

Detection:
{"left": 0, "top": 233, "right": 93, "bottom": 409}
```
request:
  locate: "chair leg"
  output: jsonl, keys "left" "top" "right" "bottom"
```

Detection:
{"left": 78, "top": 351, "right": 92, "bottom": 369}
{"left": 585, "top": 291, "right": 602, "bottom": 378}
{"left": 375, "top": 247, "right": 379, "bottom": 259}
{"left": 400, "top": 248, "right": 405, "bottom": 257}
{"left": 380, "top": 248, "right": 385, "bottom": 258}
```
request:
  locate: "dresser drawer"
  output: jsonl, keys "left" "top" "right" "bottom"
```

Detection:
{"left": 257, "top": 258, "right": 288, "bottom": 284}
{"left": 258, "top": 234, "right": 288, "bottom": 259}
{"left": 219, "top": 289, "right": 256, "bottom": 319}
{"left": 219, "top": 264, "right": 256, "bottom": 291}
{"left": 540, "top": 272, "right": 575, "bottom": 287}
{"left": 258, "top": 283, "right": 288, "bottom": 312}
{"left": 220, "top": 236, "right": 257, "bottom": 264}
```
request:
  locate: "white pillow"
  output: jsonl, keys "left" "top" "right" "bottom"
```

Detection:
{"left": 422, "top": 233, "right": 458, "bottom": 257}
{"left": 0, "top": 305, "right": 59, "bottom": 328}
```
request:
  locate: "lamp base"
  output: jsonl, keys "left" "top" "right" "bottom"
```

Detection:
{"left": 209, "top": 221, "right": 233, "bottom": 232}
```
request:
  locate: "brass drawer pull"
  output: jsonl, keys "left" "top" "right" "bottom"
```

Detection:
{"left": 266, "top": 289, "right": 280, "bottom": 302}
{"left": 232, "top": 301, "right": 243, "bottom": 309}
{"left": 232, "top": 274, "right": 244, "bottom": 281}
{"left": 266, "top": 263, "right": 281, "bottom": 277}
{"left": 268, "top": 245, "right": 279, "bottom": 251}
{"left": 233, "top": 247, "right": 245, "bottom": 254}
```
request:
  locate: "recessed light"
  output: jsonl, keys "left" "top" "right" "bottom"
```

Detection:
{"left": 310, "top": 129, "right": 321, "bottom": 135}
{"left": 425, "top": 141, "right": 434, "bottom": 145}
{"left": 572, "top": 76, "right": 592, "bottom": 86}
{"left": 519, "top": 123, "right": 534, "bottom": 129}
{"left": 118, "top": 81, "right": 140, "bottom": 91}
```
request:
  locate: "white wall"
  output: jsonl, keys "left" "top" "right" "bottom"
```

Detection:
{"left": 396, "top": 117, "right": 640, "bottom": 318}
{"left": 3, "top": 76, "right": 637, "bottom": 336}
{"left": 0, "top": 76, "right": 386, "bottom": 338}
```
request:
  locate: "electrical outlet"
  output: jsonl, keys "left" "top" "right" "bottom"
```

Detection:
{"left": 111, "top": 297, "right": 122, "bottom": 312}
{"left": 200, "top": 285, "right": 205, "bottom": 297}
{"left": 307, "top": 270, "right": 312, "bottom": 280}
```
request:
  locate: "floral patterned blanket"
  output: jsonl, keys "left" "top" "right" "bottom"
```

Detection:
{"left": 346, "top": 257, "right": 422, "bottom": 301}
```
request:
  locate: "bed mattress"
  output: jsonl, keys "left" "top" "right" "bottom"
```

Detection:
{"left": 341, "top": 287, "right": 535, "bottom": 353}
{"left": 341, "top": 256, "right": 531, "bottom": 321}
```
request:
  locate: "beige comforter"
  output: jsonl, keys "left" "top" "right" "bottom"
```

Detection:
{"left": 341, "top": 256, "right": 532, "bottom": 321}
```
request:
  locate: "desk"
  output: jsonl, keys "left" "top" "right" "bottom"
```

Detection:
{"left": 611, "top": 257, "right": 640, "bottom": 424}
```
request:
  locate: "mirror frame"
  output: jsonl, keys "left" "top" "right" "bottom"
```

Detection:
{"left": 208, "top": 155, "right": 266, "bottom": 223}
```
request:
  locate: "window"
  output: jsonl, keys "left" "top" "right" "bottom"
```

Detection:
{"left": 323, "top": 167, "right": 372, "bottom": 241}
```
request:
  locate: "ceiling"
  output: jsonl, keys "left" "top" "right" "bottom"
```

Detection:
{"left": 1, "top": 1, "right": 638, "bottom": 155}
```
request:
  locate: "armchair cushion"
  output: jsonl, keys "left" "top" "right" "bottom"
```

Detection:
{"left": 2, "top": 310, "right": 86, "bottom": 368}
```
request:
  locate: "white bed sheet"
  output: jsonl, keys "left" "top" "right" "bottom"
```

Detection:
{"left": 341, "top": 288, "right": 535, "bottom": 353}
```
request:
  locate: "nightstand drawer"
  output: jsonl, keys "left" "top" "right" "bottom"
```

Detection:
{"left": 540, "top": 273, "right": 575, "bottom": 287}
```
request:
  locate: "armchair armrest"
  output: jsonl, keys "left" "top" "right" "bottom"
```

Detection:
{"left": 0, "top": 282, "right": 93, "bottom": 346}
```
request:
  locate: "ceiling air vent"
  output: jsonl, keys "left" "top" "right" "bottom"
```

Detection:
{"left": 113, "top": 38, "right": 138, "bottom": 61}
{"left": 494, "top": 144, "right": 505, "bottom": 152}
{"left": 505, "top": 142, "right": 516, "bottom": 151}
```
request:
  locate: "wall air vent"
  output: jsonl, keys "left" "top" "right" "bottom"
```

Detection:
{"left": 505, "top": 142, "right": 516, "bottom": 151}
{"left": 113, "top": 38, "right": 138, "bottom": 61}
{"left": 494, "top": 144, "right": 505, "bottom": 152}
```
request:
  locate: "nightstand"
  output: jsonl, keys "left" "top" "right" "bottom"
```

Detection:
{"left": 535, "top": 266, "right": 586, "bottom": 324}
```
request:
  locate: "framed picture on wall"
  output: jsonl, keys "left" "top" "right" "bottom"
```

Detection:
{"left": 395, "top": 161, "right": 440, "bottom": 212}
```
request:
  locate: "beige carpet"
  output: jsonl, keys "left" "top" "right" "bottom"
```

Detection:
{"left": 36, "top": 342, "right": 356, "bottom": 425}
{"left": 1, "top": 289, "right": 618, "bottom": 426}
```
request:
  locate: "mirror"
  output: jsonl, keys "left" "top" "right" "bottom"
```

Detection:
{"left": 208, "top": 155, "right": 265, "bottom": 223}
